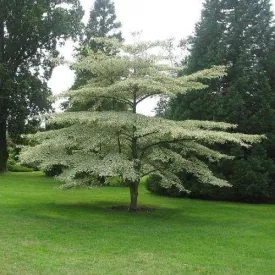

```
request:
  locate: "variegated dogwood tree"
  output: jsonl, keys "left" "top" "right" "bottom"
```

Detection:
{"left": 20, "top": 38, "right": 262, "bottom": 211}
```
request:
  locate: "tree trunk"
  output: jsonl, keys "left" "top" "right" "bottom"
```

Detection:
{"left": 129, "top": 181, "right": 139, "bottom": 211}
{"left": 0, "top": 120, "right": 8, "bottom": 172}
{"left": 0, "top": 15, "right": 7, "bottom": 172}
{"left": 129, "top": 89, "right": 140, "bottom": 211}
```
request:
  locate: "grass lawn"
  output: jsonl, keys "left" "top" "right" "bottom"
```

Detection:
{"left": 0, "top": 172, "right": 274, "bottom": 275}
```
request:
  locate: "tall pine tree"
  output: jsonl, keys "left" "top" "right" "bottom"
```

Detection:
{"left": 86, "top": 0, "right": 122, "bottom": 43}
{"left": 164, "top": 0, "right": 275, "bottom": 201}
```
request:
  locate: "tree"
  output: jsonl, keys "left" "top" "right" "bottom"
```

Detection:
{"left": 75, "top": 0, "right": 122, "bottom": 90}
{"left": 64, "top": 0, "right": 124, "bottom": 112}
{"left": 0, "top": 0, "right": 84, "bottom": 171}
{"left": 20, "top": 38, "right": 262, "bottom": 211}
{"left": 162, "top": 0, "right": 275, "bottom": 201}
{"left": 86, "top": 0, "right": 122, "bottom": 44}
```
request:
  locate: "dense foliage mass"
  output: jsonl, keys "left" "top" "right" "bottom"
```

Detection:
{"left": 161, "top": 0, "right": 275, "bottom": 201}
{"left": 20, "top": 38, "right": 262, "bottom": 210}
{"left": 0, "top": 0, "right": 84, "bottom": 171}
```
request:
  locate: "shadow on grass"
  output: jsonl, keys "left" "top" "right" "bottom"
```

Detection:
{"left": 5, "top": 200, "right": 243, "bottom": 231}
{"left": 36, "top": 200, "right": 260, "bottom": 228}
{"left": 28, "top": 201, "right": 187, "bottom": 224}
{"left": 50, "top": 201, "right": 179, "bottom": 215}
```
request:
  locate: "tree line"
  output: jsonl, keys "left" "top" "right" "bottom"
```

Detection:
{"left": 159, "top": 0, "right": 275, "bottom": 202}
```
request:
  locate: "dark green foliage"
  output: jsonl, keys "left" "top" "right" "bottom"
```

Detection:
{"left": 145, "top": 174, "right": 185, "bottom": 197}
{"left": 0, "top": 0, "right": 84, "bottom": 171}
{"left": 162, "top": 0, "right": 275, "bottom": 201}
{"left": 85, "top": 0, "right": 122, "bottom": 44}
{"left": 145, "top": 174, "right": 164, "bottom": 195}
{"left": 44, "top": 165, "right": 65, "bottom": 177}
{"left": 146, "top": 149, "right": 275, "bottom": 201}
{"left": 7, "top": 140, "right": 33, "bottom": 172}
{"left": 220, "top": 145, "right": 275, "bottom": 201}
{"left": 7, "top": 160, "right": 34, "bottom": 173}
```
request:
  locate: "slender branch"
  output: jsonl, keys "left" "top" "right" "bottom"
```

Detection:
{"left": 141, "top": 169, "right": 159, "bottom": 177}
{"left": 78, "top": 94, "right": 133, "bottom": 106}
{"left": 135, "top": 130, "right": 159, "bottom": 139}
{"left": 136, "top": 92, "right": 161, "bottom": 104}
{"left": 119, "top": 132, "right": 133, "bottom": 141}
{"left": 132, "top": 86, "right": 137, "bottom": 114}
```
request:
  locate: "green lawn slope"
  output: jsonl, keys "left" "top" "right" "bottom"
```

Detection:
{"left": 0, "top": 172, "right": 274, "bottom": 275}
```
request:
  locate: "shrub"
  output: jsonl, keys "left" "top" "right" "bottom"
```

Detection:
{"left": 44, "top": 165, "right": 64, "bottom": 177}
{"left": 145, "top": 174, "right": 185, "bottom": 197}
{"left": 7, "top": 159, "right": 34, "bottom": 172}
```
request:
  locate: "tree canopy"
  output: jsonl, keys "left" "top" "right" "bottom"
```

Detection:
{"left": 64, "top": 0, "right": 124, "bottom": 112}
{"left": 20, "top": 38, "right": 263, "bottom": 210}
{"left": 161, "top": 0, "right": 275, "bottom": 201}
{"left": 0, "top": 0, "right": 84, "bottom": 171}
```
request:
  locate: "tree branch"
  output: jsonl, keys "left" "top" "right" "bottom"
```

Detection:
{"left": 139, "top": 138, "right": 188, "bottom": 160}
{"left": 141, "top": 169, "right": 159, "bottom": 177}
{"left": 136, "top": 92, "right": 161, "bottom": 104}
{"left": 80, "top": 94, "right": 133, "bottom": 106}
{"left": 135, "top": 130, "right": 159, "bottom": 139}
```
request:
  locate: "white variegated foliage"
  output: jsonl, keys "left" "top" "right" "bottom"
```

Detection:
{"left": 21, "top": 38, "right": 263, "bottom": 193}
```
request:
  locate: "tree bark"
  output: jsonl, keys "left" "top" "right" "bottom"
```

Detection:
{"left": 128, "top": 88, "right": 140, "bottom": 211}
{"left": 0, "top": 120, "right": 8, "bottom": 172}
{"left": 129, "top": 181, "right": 139, "bottom": 211}
{"left": 0, "top": 14, "right": 8, "bottom": 172}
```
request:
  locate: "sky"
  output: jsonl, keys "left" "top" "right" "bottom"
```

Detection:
{"left": 48, "top": 0, "right": 275, "bottom": 115}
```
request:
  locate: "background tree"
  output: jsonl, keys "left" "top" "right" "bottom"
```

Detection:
{"left": 161, "top": 0, "right": 275, "bottom": 201}
{"left": 21, "top": 38, "right": 262, "bottom": 211}
{"left": 86, "top": 0, "right": 122, "bottom": 45}
{"left": 0, "top": 0, "right": 84, "bottom": 171}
